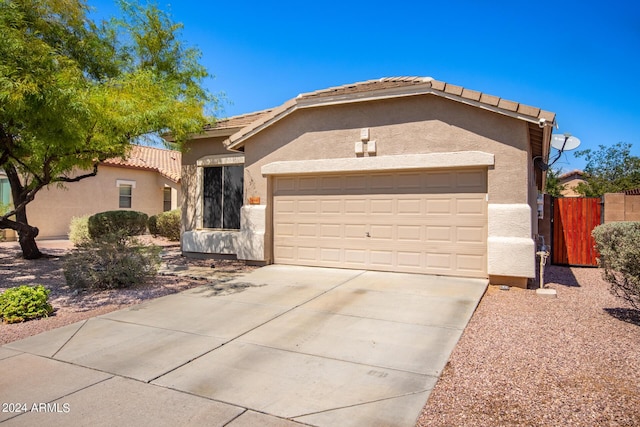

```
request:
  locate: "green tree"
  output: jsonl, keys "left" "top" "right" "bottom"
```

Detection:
{"left": 574, "top": 142, "right": 640, "bottom": 197}
{"left": 0, "top": 0, "right": 215, "bottom": 258}
{"left": 544, "top": 167, "right": 566, "bottom": 197}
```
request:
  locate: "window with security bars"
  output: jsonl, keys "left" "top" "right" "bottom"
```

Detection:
{"left": 202, "top": 165, "right": 243, "bottom": 229}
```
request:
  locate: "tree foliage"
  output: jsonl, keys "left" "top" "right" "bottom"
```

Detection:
{"left": 544, "top": 167, "right": 566, "bottom": 197}
{"left": 574, "top": 142, "right": 640, "bottom": 197}
{"left": 0, "top": 0, "right": 215, "bottom": 258}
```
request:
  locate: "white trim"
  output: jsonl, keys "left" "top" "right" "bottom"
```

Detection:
{"left": 116, "top": 179, "right": 136, "bottom": 188}
{"left": 195, "top": 155, "right": 245, "bottom": 229}
{"left": 197, "top": 154, "right": 245, "bottom": 167}
{"left": 261, "top": 151, "right": 494, "bottom": 176}
{"left": 487, "top": 203, "right": 535, "bottom": 278}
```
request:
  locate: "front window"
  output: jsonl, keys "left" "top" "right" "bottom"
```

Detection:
{"left": 163, "top": 187, "right": 172, "bottom": 212}
{"left": 119, "top": 184, "right": 132, "bottom": 208}
{"left": 203, "top": 165, "right": 243, "bottom": 229}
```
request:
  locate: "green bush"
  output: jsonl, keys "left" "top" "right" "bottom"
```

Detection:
{"left": 88, "top": 210, "right": 148, "bottom": 241}
{"left": 68, "top": 215, "right": 91, "bottom": 245}
{"left": 592, "top": 222, "right": 640, "bottom": 309}
{"left": 0, "top": 285, "right": 54, "bottom": 324}
{"left": 156, "top": 209, "right": 181, "bottom": 241}
{"left": 148, "top": 214, "right": 159, "bottom": 237}
{"left": 64, "top": 234, "right": 161, "bottom": 290}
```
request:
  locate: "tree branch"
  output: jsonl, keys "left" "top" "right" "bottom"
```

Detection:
{"left": 53, "top": 163, "right": 99, "bottom": 183}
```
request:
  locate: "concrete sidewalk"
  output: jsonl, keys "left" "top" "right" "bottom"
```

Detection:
{"left": 1, "top": 265, "right": 487, "bottom": 426}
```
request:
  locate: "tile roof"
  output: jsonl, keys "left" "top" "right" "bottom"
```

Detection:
{"left": 297, "top": 77, "right": 555, "bottom": 121}
{"left": 102, "top": 145, "right": 182, "bottom": 183}
{"left": 205, "top": 108, "right": 274, "bottom": 131}
{"left": 225, "top": 76, "right": 556, "bottom": 152}
{"left": 298, "top": 76, "right": 434, "bottom": 100}
{"left": 624, "top": 188, "right": 640, "bottom": 195}
{"left": 559, "top": 169, "right": 585, "bottom": 180}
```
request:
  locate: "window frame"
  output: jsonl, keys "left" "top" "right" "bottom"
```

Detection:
{"left": 196, "top": 155, "right": 245, "bottom": 231}
{"left": 116, "top": 180, "right": 136, "bottom": 209}
{"left": 163, "top": 187, "right": 172, "bottom": 212}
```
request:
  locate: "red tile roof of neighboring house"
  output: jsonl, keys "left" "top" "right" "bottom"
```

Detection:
{"left": 559, "top": 169, "right": 585, "bottom": 180}
{"left": 102, "top": 145, "right": 181, "bottom": 183}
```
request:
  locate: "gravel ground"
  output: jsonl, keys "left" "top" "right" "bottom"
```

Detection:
{"left": 0, "top": 239, "right": 257, "bottom": 345}
{"left": 2, "top": 242, "right": 639, "bottom": 425}
{"left": 417, "top": 265, "right": 640, "bottom": 426}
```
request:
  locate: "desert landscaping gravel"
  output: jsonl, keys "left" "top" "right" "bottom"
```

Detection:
{"left": 417, "top": 266, "right": 640, "bottom": 426}
{"left": 2, "top": 241, "right": 639, "bottom": 426}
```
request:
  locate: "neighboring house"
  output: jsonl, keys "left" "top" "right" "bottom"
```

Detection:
{"left": 181, "top": 77, "right": 556, "bottom": 288}
{"left": 0, "top": 170, "right": 16, "bottom": 241}
{"left": 23, "top": 145, "right": 181, "bottom": 239}
{"left": 558, "top": 169, "right": 585, "bottom": 197}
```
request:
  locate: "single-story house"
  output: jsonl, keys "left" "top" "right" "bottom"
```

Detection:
{"left": 558, "top": 169, "right": 585, "bottom": 197}
{"left": 181, "top": 77, "right": 556, "bottom": 288}
{"left": 22, "top": 144, "right": 182, "bottom": 239}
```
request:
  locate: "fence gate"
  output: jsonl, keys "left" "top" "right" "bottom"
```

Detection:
{"left": 551, "top": 197, "right": 602, "bottom": 266}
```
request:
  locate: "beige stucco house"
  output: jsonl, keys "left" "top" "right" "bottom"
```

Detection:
{"left": 558, "top": 169, "right": 585, "bottom": 197}
{"left": 181, "top": 77, "right": 556, "bottom": 287}
{"left": 24, "top": 145, "right": 181, "bottom": 239}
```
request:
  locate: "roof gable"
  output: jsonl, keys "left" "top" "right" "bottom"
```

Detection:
{"left": 102, "top": 145, "right": 182, "bottom": 183}
{"left": 224, "top": 77, "right": 556, "bottom": 153}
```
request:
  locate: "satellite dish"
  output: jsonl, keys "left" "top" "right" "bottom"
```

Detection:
{"left": 551, "top": 133, "right": 581, "bottom": 151}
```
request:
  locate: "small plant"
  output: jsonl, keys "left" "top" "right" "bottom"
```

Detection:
{"left": 148, "top": 214, "right": 159, "bottom": 237}
{"left": 69, "top": 215, "right": 91, "bottom": 245}
{"left": 64, "top": 234, "right": 161, "bottom": 290}
{"left": 592, "top": 222, "right": 640, "bottom": 309}
{"left": 155, "top": 209, "right": 181, "bottom": 241}
{"left": 88, "top": 210, "right": 148, "bottom": 241}
{"left": 0, "top": 285, "right": 54, "bottom": 324}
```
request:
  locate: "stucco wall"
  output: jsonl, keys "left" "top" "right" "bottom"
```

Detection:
{"left": 604, "top": 193, "right": 640, "bottom": 222}
{"left": 243, "top": 96, "right": 530, "bottom": 205}
{"left": 183, "top": 94, "right": 538, "bottom": 284}
{"left": 28, "top": 165, "right": 181, "bottom": 238}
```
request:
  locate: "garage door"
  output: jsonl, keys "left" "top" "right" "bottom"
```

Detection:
{"left": 273, "top": 169, "right": 487, "bottom": 278}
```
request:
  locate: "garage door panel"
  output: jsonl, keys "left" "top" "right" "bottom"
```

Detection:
{"left": 456, "top": 198, "right": 486, "bottom": 215}
{"left": 345, "top": 224, "right": 367, "bottom": 238}
{"left": 426, "top": 226, "right": 453, "bottom": 242}
{"left": 319, "top": 224, "right": 341, "bottom": 238}
{"left": 457, "top": 255, "right": 485, "bottom": 273}
{"left": 273, "top": 170, "right": 487, "bottom": 277}
{"left": 345, "top": 199, "right": 367, "bottom": 214}
{"left": 370, "top": 250, "right": 394, "bottom": 267}
{"left": 297, "top": 247, "right": 317, "bottom": 261}
{"left": 397, "top": 199, "right": 422, "bottom": 214}
{"left": 298, "top": 223, "right": 318, "bottom": 238}
{"left": 457, "top": 226, "right": 485, "bottom": 243}
{"left": 425, "top": 199, "right": 452, "bottom": 214}
{"left": 298, "top": 200, "right": 318, "bottom": 213}
{"left": 397, "top": 225, "right": 422, "bottom": 241}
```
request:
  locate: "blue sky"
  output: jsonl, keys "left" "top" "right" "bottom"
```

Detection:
{"left": 90, "top": 0, "right": 640, "bottom": 172}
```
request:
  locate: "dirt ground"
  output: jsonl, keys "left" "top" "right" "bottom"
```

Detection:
{"left": 0, "top": 238, "right": 257, "bottom": 345}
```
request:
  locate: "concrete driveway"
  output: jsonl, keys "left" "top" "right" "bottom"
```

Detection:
{"left": 1, "top": 265, "right": 487, "bottom": 426}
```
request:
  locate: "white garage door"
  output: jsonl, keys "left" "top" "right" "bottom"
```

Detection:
{"left": 273, "top": 169, "right": 487, "bottom": 278}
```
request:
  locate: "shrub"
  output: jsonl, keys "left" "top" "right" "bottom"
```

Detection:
{"left": 148, "top": 214, "right": 159, "bottom": 237}
{"left": 592, "top": 222, "right": 640, "bottom": 309}
{"left": 69, "top": 215, "right": 91, "bottom": 245}
{"left": 64, "top": 235, "right": 162, "bottom": 290}
{"left": 0, "top": 285, "right": 54, "bottom": 324}
{"left": 156, "top": 209, "right": 181, "bottom": 241}
{"left": 88, "top": 210, "right": 148, "bottom": 241}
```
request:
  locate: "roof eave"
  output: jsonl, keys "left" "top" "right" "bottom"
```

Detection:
{"left": 225, "top": 79, "right": 556, "bottom": 153}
